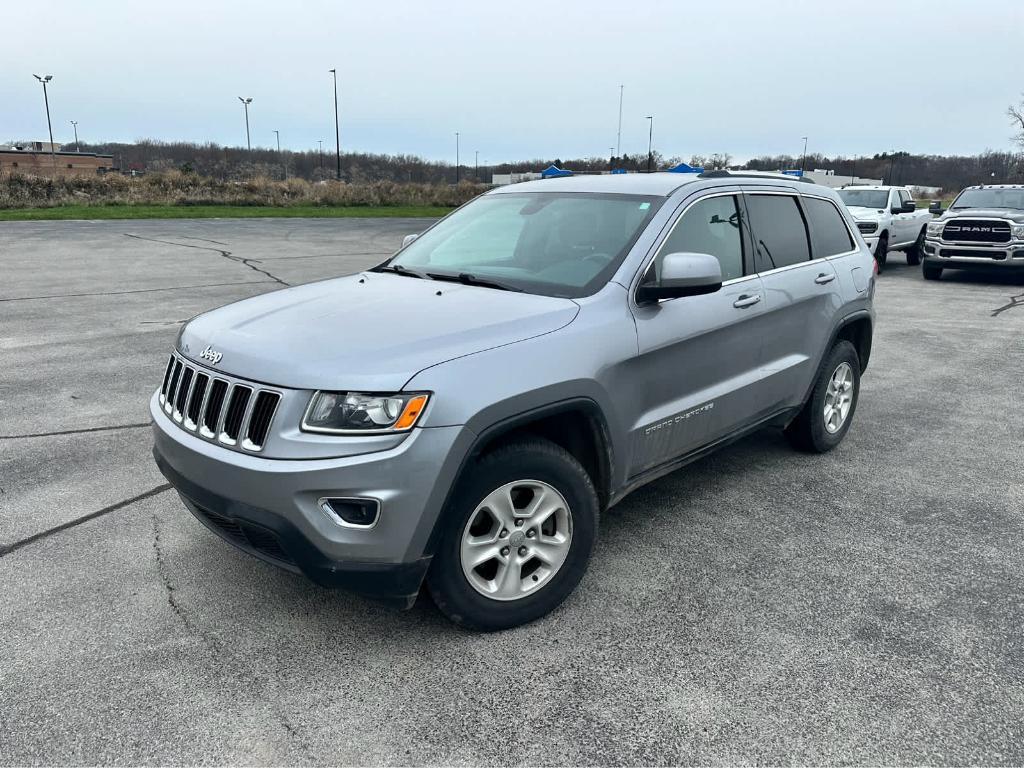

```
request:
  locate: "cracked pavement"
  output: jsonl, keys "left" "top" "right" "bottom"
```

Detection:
{"left": 2, "top": 219, "right": 1023, "bottom": 765}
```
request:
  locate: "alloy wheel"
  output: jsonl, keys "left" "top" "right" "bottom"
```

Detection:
{"left": 823, "top": 362, "right": 855, "bottom": 434}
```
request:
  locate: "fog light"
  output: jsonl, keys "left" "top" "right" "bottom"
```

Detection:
{"left": 319, "top": 497, "right": 380, "bottom": 528}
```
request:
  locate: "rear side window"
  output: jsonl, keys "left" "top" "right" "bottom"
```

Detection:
{"left": 804, "top": 197, "right": 854, "bottom": 257}
{"left": 653, "top": 194, "right": 745, "bottom": 281}
{"left": 744, "top": 194, "right": 811, "bottom": 271}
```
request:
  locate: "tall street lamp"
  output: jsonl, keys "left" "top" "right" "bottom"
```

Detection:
{"left": 238, "top": 97, "right": 253, "bottom": 151}
{"left": 610, "top": 147, "right": 615, "bottom": 171}
{"left": 33, "top": 74, "right": 57, "bottom": 171}
{"left": 329, "top": 68, "right": 341, "bottom": 181}
{"left": 800, "top": 136, "right": 808, "bottom": 174}
{"left": 616, "top": 85, "right": 624, "bottom": 157}
{"left": 455, "top": 132, "right": 460, "bottom": 184}
{"left": 70, "top": 120, "right": 79, "bottom": 152}
{"left": 318, "top": 139, "right": 324, "bottom": 172}
{"left": 273, "top": 130, "right": 285, "bottom": 179}
{"left": 646, "top": 115, "right": 654, "bottom": 173}
{"left": 474, "top": 149, "right": 479, "bottom": 181}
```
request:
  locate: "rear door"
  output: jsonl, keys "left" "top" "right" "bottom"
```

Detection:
{"left": 628, "top": 189, "right": 769, "bottom": 476}
{"left": 742, "top": 189, "right": 845, "bottom": 412}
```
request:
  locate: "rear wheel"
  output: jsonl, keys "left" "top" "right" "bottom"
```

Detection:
{"left": 923, "top": 264, "right": 942, "bottom": 280}
{"left": 906, "top": 227, "right": 926, "bottom": 265}
{"left": 427, "top": 438, "right": 598, "bottom": 631}
{"left": 874, "top": 233, "right": 889, "bottom": 272}
{"left": 786, "top": 341, "right": 860, "bottom": 453}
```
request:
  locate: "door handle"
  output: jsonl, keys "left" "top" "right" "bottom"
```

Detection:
{"left": 814, "top": 273, "right": 836, "bottom": 285}
{"left": 732, "top": 294, "right": 761, "bottom": 309}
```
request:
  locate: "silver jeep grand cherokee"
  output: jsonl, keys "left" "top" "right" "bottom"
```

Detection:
{"left": 152, "top": 171, "right": 875, "bottom": 630}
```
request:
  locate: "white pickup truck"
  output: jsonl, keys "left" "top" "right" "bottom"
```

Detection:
{"left": 837, "top": 186, "right": 933, "bottom": 270}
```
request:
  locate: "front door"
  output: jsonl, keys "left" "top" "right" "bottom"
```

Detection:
{"left": 628, "top": 191, "right": 769, "bottom": 477}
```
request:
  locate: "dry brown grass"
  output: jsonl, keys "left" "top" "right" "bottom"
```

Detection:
{"left": 0, "top": 171, "right": 487, "bottom": 210}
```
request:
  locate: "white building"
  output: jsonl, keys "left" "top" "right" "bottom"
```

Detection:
{"left": 803, "top": 168, "right": 883, "bottom": 188}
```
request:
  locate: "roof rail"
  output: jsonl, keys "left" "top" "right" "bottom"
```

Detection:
{"left": 698, "top": 169, "right": 817, "bottom": 185}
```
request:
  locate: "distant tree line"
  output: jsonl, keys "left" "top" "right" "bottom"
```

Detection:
{"left": 66, "top": 139, "right": 1022, "bottom": 193}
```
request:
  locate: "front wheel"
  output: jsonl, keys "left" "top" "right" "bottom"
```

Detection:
{"left": 427, "top": 438, "right": 598, "bottom": 631}
{"left": 874, "top": 233, "right": 889, "bottom": 272}
{"left": 786, "top": 341, "right": 861, "bottom": 453}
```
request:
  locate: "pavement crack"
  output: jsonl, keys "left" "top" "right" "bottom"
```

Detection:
{"left": 0, "top": 422, "right": 151, "bottom": 440}
{"left": 0, "top": 484, "right": 171, "bottom": 558}
{"left": 991, "top": 291, "right": 1024, "bottom": 317}
{"left": 0, "top": 280, "right": 275, "bottom": 303}
{"left": 124, "top": 233, "right": 291, "bottom": 287}
{"left": 151, "top": 515, "right": 200, "bottom": 635}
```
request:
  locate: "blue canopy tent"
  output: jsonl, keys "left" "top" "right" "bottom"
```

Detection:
{"left": 540, "top": 164, "right": 573, "bottom": 178}
{"left": 668, "top": 162, "right": 704, "bottom": 174}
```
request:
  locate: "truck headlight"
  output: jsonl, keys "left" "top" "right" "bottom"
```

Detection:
{"left": 926, "top": 221, "right": 944, "bottom": 239}
{"left": 1013, "top": 224, "right": 1024, "bottom": 240}
{"left": 856, "top": 221, "right": 878, "bottom": 234}
{"left": 302, "top": 391, "right": 429, "bottom": 434}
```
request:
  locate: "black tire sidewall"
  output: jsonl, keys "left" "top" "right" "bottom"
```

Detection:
{"left": 875, "top": 233, "right": 888, "bottom": 268}
{"left": 427, "top": 440, "right": 598, "bottom": 631}
{"left": 805, "top": 342, "right": 860, "bottom": 451}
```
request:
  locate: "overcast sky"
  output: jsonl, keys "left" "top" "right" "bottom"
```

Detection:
{"left": 3, "top": 0, "right": 1022, "bottom": 163}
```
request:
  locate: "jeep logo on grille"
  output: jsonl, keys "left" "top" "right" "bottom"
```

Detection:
{"left": 198, "top": 345, "right": 223, "bottom": 365}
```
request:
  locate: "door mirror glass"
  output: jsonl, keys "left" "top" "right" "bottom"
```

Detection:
{"left": 928, "top": 201, "right": 943, "bottom": 214}
{"left": 401, "top": 233, "right": 420, "bottom": 248}
{"left": 637, "top": 252, "right": 722, "bottom": 304}
{"left": 901, "top": 200, "right": 916, "bottom": 213}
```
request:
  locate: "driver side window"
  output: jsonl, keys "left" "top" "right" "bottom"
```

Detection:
{"left": 652, "top": 195, "right": 745, "bottom": 282}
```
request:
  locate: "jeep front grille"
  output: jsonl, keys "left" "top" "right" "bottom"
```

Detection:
{"left": 941, "top": 219, "right": 1012, "bottom": 243}
{"left": 158, "top": 352, "right": 281, "bottom": 452}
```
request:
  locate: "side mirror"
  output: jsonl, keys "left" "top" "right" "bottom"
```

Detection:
{"left": 890, "top": 205, "right": 903, "bottom": 215}
{"left": 928, "top": 201, "right": 943, "bottom": 214}
{"left": 902, "top": 200, "right": 917, "bottom": 213}
{"left": 401, "top": 233, "right": 420, "bottom": 248}
{"left": 636, "top": 252, "right": 723, "bottom": 304}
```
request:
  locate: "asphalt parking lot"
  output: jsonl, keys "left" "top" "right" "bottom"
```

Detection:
{"left": 2, "top": 218, "right": 1023, "bottom": 765}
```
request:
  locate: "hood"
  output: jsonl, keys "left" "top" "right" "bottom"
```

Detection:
{"left": 179, "top": 272, "right": 580, "bottom": 391}
{"left": 846, "top": 207, "right": 886, "bottom": 221}
{"left": 939, "top": 208, "right": 1024, "bottom": 223}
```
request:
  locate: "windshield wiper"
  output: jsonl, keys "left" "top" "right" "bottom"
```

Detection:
{"left": 377, "top": 264, "right": 428, "bottom": 279}
{"left": 426, "top": 272, "right": 522, "bottom": 292}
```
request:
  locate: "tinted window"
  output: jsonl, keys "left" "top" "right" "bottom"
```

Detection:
{"left": 899, "top": 190, "right": 913, "bottom": 205}
{"left": 652, "top": 195, "right": 745, "bottom": 282}
{"left": 838, "top": 189, "right": 888, "bottom": 209}
{"left": 745, "top": 194, "right": 811, "bottom": 271}
{"left": 950, "top": 187, "right": 1024, "bottom": 210}
{"left": 804, "top": 197, "right": 853, "bottom": 257}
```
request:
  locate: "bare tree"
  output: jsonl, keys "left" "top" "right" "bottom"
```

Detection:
{"left": 1009, "top": 95, "right": 1024, "bottom": 149}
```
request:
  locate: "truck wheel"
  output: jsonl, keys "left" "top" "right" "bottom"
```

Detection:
{"left": 923, "top": 264, "right": 942, "bottom": 280}
{"left": 874, "top": 233, "right": 888, "bottom": 272}
{"left": 786, "top": 340, "right": 860, "bottom": 453}
{"left": 906, "top": 227, "right": 925, "bottom": 265}
{"left": 427, "top": 438, "right": 598, "bottom": 631}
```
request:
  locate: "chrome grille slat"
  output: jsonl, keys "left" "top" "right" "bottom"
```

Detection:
{"left": 158, "top": 352, "right": 281, "bottom": 453}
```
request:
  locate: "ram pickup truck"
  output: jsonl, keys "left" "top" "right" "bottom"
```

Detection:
{"left": 152, "top": 171, "right": 875, "bottom": 630}
{"left": 921, "top": 184, "right": 1024, "bottom": 280}
{"left": 838, "top": 186, "right": 932, "bottom": 270}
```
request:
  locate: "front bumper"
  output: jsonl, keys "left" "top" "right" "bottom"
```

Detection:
{"left": 923, "top": 239, "right": 1024, "bottom": 271}
{"left": 151, "top": 392, "right": 474, "bottom": 604}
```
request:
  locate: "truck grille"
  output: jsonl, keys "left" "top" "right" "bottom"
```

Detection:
{"left": 158, "top": 352, "right": 281, "bottom": 452}
{"left": 941, "top": 220, "right": 1011, "bottom": 243}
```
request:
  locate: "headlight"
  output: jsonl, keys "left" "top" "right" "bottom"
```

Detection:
{"left": 302, "top": 391, "right": 429, "bottom": 434}
{"left": 1012, "top": 224, "right": 1024, "bottom": 240}
{"left": 856, "top": 221, "right": 878, "bottom": 234}
{"left": 926, "top": 221, "right": 944, "bottom": 238}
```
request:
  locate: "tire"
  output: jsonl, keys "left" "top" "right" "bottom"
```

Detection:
{"left": 906, "top": 227, "right": 925, "bottom": 265}
{"left": 786, "top": 340, "right": 860, "bottom": 453}
{"left": 923, "top": 264, "right": 942, "bottom": 280}
{"left": 874, "top": 232, "right": 888, "bottom": 272}
{"left": 427, "top": 438, "right": 599, "bottom": 631}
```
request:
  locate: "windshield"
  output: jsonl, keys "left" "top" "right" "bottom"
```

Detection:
{"left": 384, "top": 192, "right": 663, "bottom": 297}
{"left": 838, "top": 189, "right": 889, "bottom": 209}
{"left": 950, "top": 188, "right": 1024, "bottom": 210}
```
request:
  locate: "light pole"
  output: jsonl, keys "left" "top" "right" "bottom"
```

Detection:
{"left": 318, "top": 139, "right": 324, "bottom": 173}
{"left": 273, "top": 130, "right": 284, "bottom": 179}
{"left": 238, "top": 97, "right": 253, "bottom": 151}
{"left": 646, "top": 115, "right": 654, "bottom": 173}
{"left": 33, "top": 74, "right": 57, "bottom": 171}
{"left": 70, "top": 120, "right": 79, "bottom": 152}
{"left": 800, "top": 136, "right": 808, "bottom": 175}
{"left": 616, "top": 85, "right": 624, "bottom": 157}
{"left": 329, "top": 68, "right": 341, "bottom": 181}
{"left": 455, "top": 132, "right": 460, "bottom": 184}
{"left": 610, "top": 147, "right": 615, "bottom": 171}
